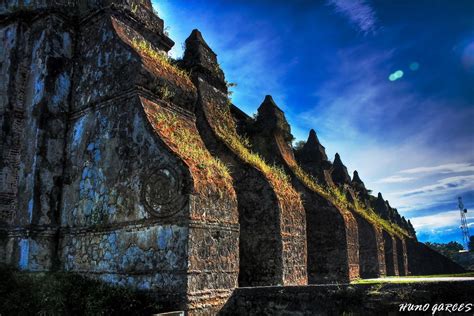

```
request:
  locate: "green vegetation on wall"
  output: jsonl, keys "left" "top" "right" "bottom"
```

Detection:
{"left": 0, "top": 265, "right": 160, "bottom": 315}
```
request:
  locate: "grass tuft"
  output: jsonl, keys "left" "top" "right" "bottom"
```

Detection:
{"left": 205, "top": 101, "right": 302, "bottom": 209}
{"left": 148, "top": 105, "right": 234, "bottom": 197}
{"left": 289, "top": 162, "right": 410, "bottom": 238}
{"left": 131, "top": 38, "right": 193, "bottom": 88}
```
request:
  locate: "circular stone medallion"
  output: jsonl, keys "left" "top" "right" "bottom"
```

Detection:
{"left": 141, "top": 167, "right": 186, "bottom": 218}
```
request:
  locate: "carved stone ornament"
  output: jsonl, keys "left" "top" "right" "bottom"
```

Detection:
{"left": 141, "top": 167, "right": 186, "bottom": 217}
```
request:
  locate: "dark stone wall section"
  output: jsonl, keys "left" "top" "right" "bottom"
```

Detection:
{"left": 395, "top": 237, "right": 408, "bottom": 276}
{"left": 219, "top": 282, "right": 474, "bottom": 315}
{"left": 355, "top": 214, "right": 385, "bottom": 278}
{"left": 235, "top": 169, "right": 283, "bottom": 286}
{"left": 406, "top": 239, "right": 465, "bottom": 275}
{"left": 304, "top": 191, "right": 357, "bottom": 283}
{"left": 0, "top": 14, "right": 73, "bottom": 271}
{"left": 382, "top": 230, "right": 399, "bottom": 276}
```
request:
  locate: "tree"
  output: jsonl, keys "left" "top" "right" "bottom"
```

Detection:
{"left": 293, "top": 140, "right": 306, "bottom": 151}
{"left": 469, "top": 236, "right": 474, "bottom": 252}
{"left": 425, "top": 241, "right": 464, "bottom": 259}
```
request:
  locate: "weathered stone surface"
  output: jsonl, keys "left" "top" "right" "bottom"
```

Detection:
{"left": 72, "top": 15, "right": 192, "bottom": 113}
{"left": 0, "top": 13, "right": 73, "bottom": 271}
{"left": 181, "top": 29, "right": 227, "bottom": 92}
{"left": 182, "top": 30, "right": 307, "bottom": 288}
{"left": 59, "top": 97, "right": 196, "bottom": 302}
{"left": 0, "top": 0, "right": 169, "bottom": 42}
{"left": 368, "top": 193, "right": 416, "bottom": 237}
{"left": 304, "top": 192, "right": 360, "bottom": 283}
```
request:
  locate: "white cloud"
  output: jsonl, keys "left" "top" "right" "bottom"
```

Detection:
{"left": 410, "top": 210, "right": 473, "bottom": 230}
{"left": 377, "top": 175, "right": 415, "bottom": 184}
{"left": 396, "top": 175, "right": 474, "bottom": 198}
{"left": 399, "top": 163, "right": 474, "bottom": 175}
{"left": 327, "top": 0, "right": 378, "bottom": 34}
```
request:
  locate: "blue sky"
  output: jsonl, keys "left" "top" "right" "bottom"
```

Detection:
{"left": 152, "top": 0, "right": 474, "bottom": 246}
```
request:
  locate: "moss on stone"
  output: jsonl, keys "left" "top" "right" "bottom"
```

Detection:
{"left": 144, "top": 99, "right": 235, "bottom": 198}
{"left": 290, "top": 162, "right": 410, "bottom": 238}
{"left": 131, "top": 38, "right": 193, "bottom": 88}
{"left": 205, "top": 100, "right": 303, "bottom": 211}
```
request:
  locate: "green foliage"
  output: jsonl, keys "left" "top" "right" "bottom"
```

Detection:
{"left": 131, "top": 2, "right": 138, "bottom": 13}
{"left": 289, "top": 162, "right": 410, "bottom": 238}
{"left": 164, "top": 26, "right": 171, "bottom": 37}
{"left": 159, "top": 85, "right": 175, "bottom": 102}
{"left": 206, "top": 101, "right": 302, "bottom": 208}
{"left": 293, "top": 140, "right": 306, "bottom": 150}
{"left": 425, "top": 241, "right": 465, "bottom": 258}
{"left": 225, "top": 81, "right": 238, "bottom": 98}
{"left": 470, "top": 236, "right": 474, "bottom": 252}
{"left": 151, "top": 108, "right": 234, "bottom": 196}
{"left": 0, "top": 265, "right": 160, "bottom": 316}
{"left": 131, "top": 38, "right": 192, "bottom": 86}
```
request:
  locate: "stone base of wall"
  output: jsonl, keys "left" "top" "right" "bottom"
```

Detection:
{"left": 219, "top": 282, "right": 474, "bottom": 315}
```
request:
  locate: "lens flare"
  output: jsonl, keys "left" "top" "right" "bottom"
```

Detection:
{"left": 389, "top": 70, "right": 404, "bottom": 81}
{"left": 409, "top": 62, "right": 419, "bottom": 71}
{"left": 462, "top": 42, "right": 474, "bottom": 72}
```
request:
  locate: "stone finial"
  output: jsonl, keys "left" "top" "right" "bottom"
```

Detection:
{"left": 182, "top": 29, "right": 226, "bottom": 90}
{"left": 294, "top": 129, "right": 333, "bottom": 186}
{"left": 330, "top": 153, "right": 351, "bottom": 186}
{"left": 299, "top": 129, "right": 328, "bottom": 162}
{"left": 373, "top": 192, "right": 389, "bottom": 219}
{"left": 351, "top": 170, "right": 368, "bottom": 198}
{"left": 255, "top": 95, "right": 293, "bottom": 142}
{"left": 188, "top": 28, "right": 205, "bottom": 41}
{"left": 258, "top": 95, "right": 282, "bottom": 111}
{"left": 307, "top": 129, "right": 319, "bottom": 144}
{"left": 352, "top": 170, "right": 363, "bottom": 185}
{"left": 185, "top": 29, "right": 213, "bottom": 53}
